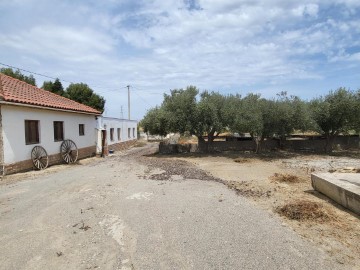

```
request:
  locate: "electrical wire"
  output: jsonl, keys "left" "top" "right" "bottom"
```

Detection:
{"left": 0, "top": 62, "right": 162, "bottom": 109}
{"left": 0, "top": 61, "right": 128, "bottom": 94}
{"left": 0, "top": 62, "right": 74, "bottom": 83}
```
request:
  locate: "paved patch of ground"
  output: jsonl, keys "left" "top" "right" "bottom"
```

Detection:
{"left": 0, "top": 143, "right": 356, "bottom": 269}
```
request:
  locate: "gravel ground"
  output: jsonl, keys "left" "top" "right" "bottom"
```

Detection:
{"left": 282, "top": 155, "right": 360, "bottom": 172}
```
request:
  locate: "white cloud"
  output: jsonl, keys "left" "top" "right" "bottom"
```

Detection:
{"left": 0, "top": 25, "right": 114, "bottom": 62}
{"left": 0, "top": 0, "right": 359, "bottom": 119}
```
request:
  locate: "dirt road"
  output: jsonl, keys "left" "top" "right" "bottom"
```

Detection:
{"left": 0, "top": 144, "right": 349, "bottom": 269}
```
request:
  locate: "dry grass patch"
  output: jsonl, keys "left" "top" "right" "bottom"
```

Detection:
{"left": 276, "top": 200, "right": 335, "bottom": 222}
{"left": 270, "top": 173, "right": 302, "bottom": 183}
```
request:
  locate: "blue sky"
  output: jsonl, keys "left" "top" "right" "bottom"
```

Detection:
{"left": 0, "top": 0, "right": 359, "bottom": 120}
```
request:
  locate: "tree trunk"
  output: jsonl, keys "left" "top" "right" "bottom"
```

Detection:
{"left": 279, "top": 136, "right": 286, "bottom": 150}
{"left": 197, "top": 136, "right": 207, "bottom": 152}
{"left": 254, "top": 137, "right": 263, "bottom": 153}
{"left": 207, "top": 128, "right": 216, "bottom": 143}
{"left": 325, "top": 134, "right": 335, "bottom": 153}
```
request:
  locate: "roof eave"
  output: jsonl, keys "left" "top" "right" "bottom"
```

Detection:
{"left": 0, "top": 100, "right": 102, "bottom": 116}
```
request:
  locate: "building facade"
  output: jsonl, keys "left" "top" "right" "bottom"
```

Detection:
{"left": 0, "top": 74, "right": 101, "bottom": 175}
{"left": 96, "top": 117, "right": 137, "bottom": 155}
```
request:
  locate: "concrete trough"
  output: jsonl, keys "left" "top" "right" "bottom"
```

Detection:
{"left": 311, "top": 173, "right": 360, "bottom": 215}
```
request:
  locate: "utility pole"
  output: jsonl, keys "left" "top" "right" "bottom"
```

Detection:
{"left": 127, "top": 85, "right": 131, "bottom": 120}
{"left": 120, "top": 106, "right": 124, "bottom": 119}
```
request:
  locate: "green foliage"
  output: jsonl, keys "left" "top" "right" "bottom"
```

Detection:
{"left": 228, "top": 92, "right": 313, "bottom": 152}
{"left": 309, "top": 88, "right": 358, "bottom": 152}
{"left": 271, "top": 92, "right": 313, "bottom": 138}
{"left": 0, "top": 67, "right": 36, "bottom": 86}
{"left": 141, "top": 86, "right": 229, "bottom": 141}
{"left": 196, "top": 91, "right": 227, "bottom": 140}
{"left": 230, "top": 93, "right": 263, "bottom": 138}
{"left": 162, "top": 86, "right": 199, "bottom": 135}
{"left": 141, "top": 107, "right": 168, "bottom": 136}
{"left": 309, "top": 88, "right": 357, "bottom": 136}
{"left": 355, "top": 89, "right": 360, "bottom": 132}
{"left": 42, "top": 78, "right": 64, "bottom": 96}
{"left": 141, "top": 85, "right": 359, "bottom": 153}
{"left": 65, "top": 83, "right": 105, "bottom": 112}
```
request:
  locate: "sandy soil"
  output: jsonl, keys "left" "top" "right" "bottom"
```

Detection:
{"left": 169, "top": 152, "right": 360, "bottom": 267}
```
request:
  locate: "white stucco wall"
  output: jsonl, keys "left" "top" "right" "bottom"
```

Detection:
{"left": 1, "top": 105, "right": 97, "bottom": 164}
{"left": 97, "top": 117, "right": 137, "bottom": 150}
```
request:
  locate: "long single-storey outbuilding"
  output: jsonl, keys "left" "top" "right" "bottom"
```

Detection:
{"left": 0, "top": 73, "right": 101, "bottom": 175}
{"left": 95, "top": 116, "right": 137, "bottom": 156}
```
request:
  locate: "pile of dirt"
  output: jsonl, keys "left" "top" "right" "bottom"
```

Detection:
{"left": 276, "top": 200, "right": 335, "bottom": 222}
{"left": 270, "top": 173, "right": 302, "bottom": 183}
{"left": 226, "top": 181, "right": 272, "bottom": 198}
{"left": 140, "top": 156, "right": 224, "bottom": 183}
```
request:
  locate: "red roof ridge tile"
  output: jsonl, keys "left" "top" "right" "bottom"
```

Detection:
{"left": 0, "top": 73, "right": 101, "bottom": 115}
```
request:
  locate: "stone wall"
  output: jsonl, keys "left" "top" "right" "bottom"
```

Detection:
{"left": 159, "top": 142, "right": 198, "bottom": 154}
{"left": 159, "top": 135, "right": 359, "bottom": 154}
{"left": 198, "top": 139, "right": 278, "bottom": 152}
{"left": 283, "top": 136, "right": 359, "bottom": 152}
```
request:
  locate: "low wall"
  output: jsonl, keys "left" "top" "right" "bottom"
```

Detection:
{"left": 283, "top": 136, "right": 359, "bottom": 152}
{"left": 159, "top": 143, "right": 198, "bottom": 154}
{"left": 107, "top": 139, "right": 137, "bottom": 153}
{"left": 3, "top": 145, "right": 96, "bottom": 175}
{"left": 198, "top": 139, "right": 278, "bottom": 152}
{"left": 159, "top": 135, "right": 359, "bottom": 154}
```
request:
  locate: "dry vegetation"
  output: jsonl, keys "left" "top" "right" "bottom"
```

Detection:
{"left": 276, "top": 200, "right": 335, "bottom": 222}
{"left": 270, "top": 173, "right": 302, "bottom": 183}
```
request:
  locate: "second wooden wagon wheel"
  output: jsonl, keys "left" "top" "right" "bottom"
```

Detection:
{"left": 60, "top": 139, "right": 78, "bottom": 163}
{"left": 31, "top": 146, "right": 49, "bottom": 170}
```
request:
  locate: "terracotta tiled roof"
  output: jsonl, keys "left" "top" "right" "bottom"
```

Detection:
{"left": 0, "top": 74, "right": 101, "bottom": 115}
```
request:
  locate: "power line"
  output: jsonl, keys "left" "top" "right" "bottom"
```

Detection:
{"left": 131, "top": 85, "right": 164, "bottom": 96}
{"left": 0, "top": 61, "right": 128, "bottom": 94}
{"left": 0, "top": 62, "right": 74, "bottom": 83}
{"left": 133, "top": 91, "right": 152, "bottom": 107}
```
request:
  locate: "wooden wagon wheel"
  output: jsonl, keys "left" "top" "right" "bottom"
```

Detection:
{"left": 60, "top": 139, "right": 78, "bottom": 163}
{"left": 31, "top": 146, "right": 49, "bottom": 170}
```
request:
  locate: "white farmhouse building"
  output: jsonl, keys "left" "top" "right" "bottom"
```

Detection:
{"left": 96, "top": 116, "right": 137, "bottom": 156}
{"left": 0, "top": 73, "right": 101, "bottom": 175}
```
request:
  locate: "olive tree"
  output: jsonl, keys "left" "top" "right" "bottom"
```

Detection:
{"left": 141, "top": 106, "right": 168, "bottom": 137}
{"left": 309, "top": 88, "right": 358, "bottom": 152}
